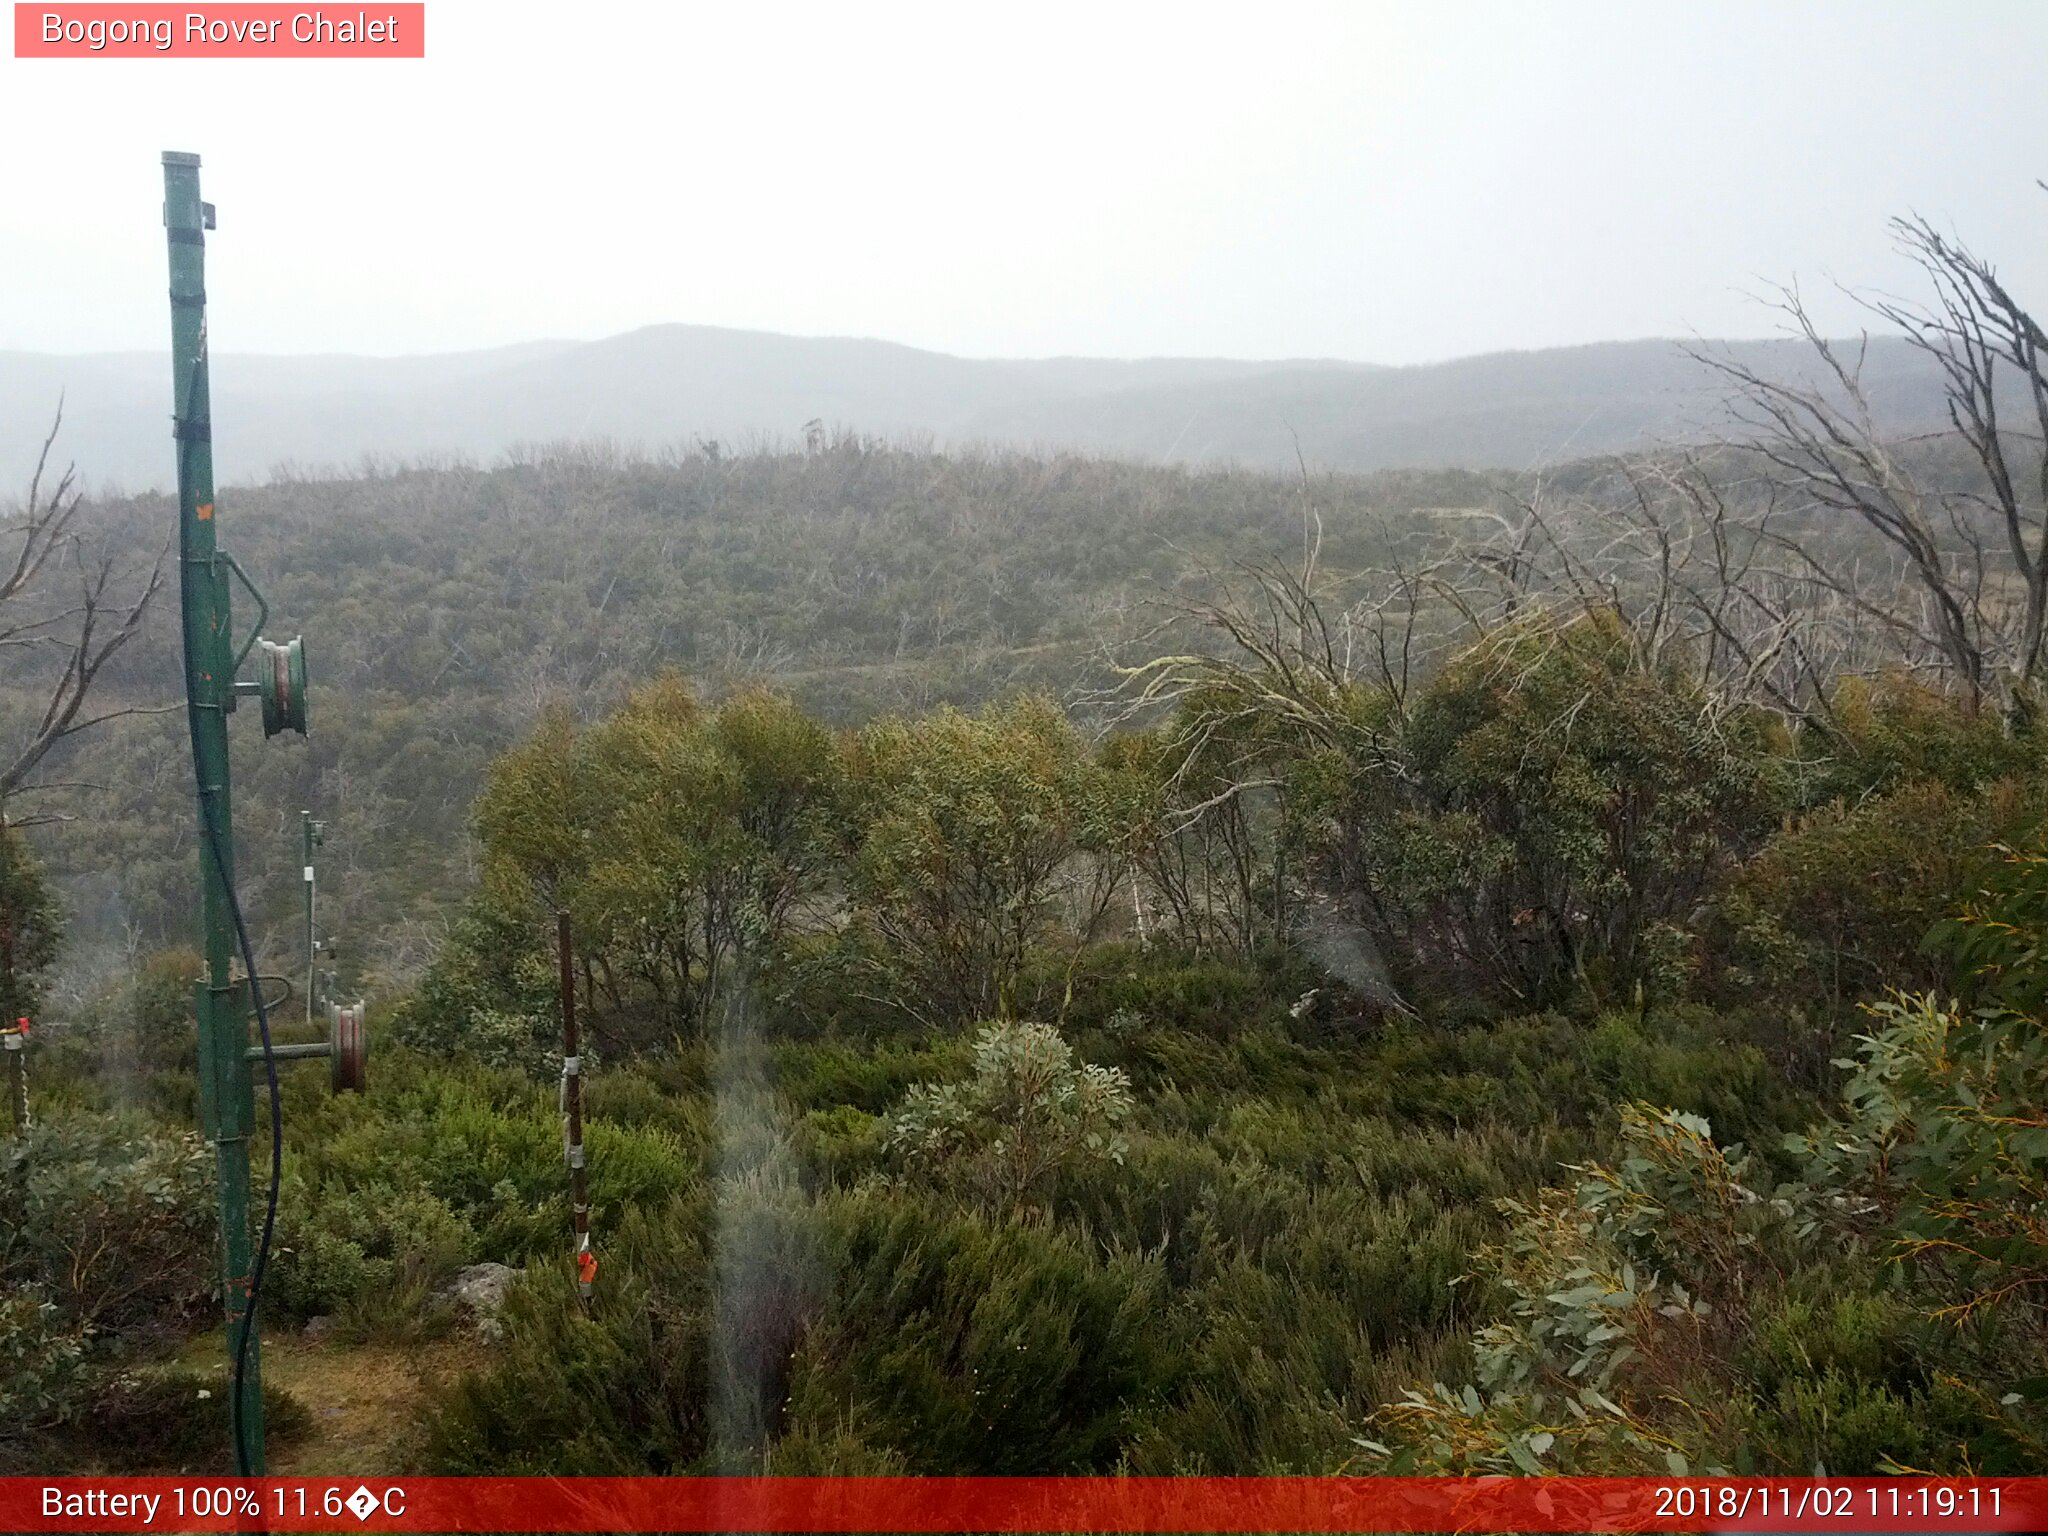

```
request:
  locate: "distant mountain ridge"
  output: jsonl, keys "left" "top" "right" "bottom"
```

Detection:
{"left": 0, "top": 325, "right": 1951, "bottom": 491}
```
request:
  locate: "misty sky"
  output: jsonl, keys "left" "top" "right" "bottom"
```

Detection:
{"left": 2, "top": 0, "right": 2043, "bottom": 365}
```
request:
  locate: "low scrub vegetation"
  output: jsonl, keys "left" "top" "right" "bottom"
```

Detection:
{"left": 18, "top": 597, "right": 2048, "bottom": 1474}
{"left": 13, "top": 330, "right": 2048, "bottom": 1473}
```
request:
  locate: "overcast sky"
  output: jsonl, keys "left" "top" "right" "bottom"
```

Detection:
{"left": 2, "top": 0, "right": 2043, "bottom": 365}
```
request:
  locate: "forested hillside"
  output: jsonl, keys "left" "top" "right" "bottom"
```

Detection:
{"left": 6, "top": 441, "right": 1504, "bottom": 995}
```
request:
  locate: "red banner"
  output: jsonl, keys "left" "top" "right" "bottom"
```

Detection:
{"left": 13, "top": 4, "right": 424, "bottom": 57}
{"left": 4, "top": 1477, "right": 2043, "bottom": 1532}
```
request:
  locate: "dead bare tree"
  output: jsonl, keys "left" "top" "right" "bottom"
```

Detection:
{"left": 1686, "top": 209, "right": 2048, "bottom": 720}
{"left": 0, "top": 407, "right": 169, "bottom": 824}
{"left": 1493, "top": 451, "right": 1880, "bottom": 727}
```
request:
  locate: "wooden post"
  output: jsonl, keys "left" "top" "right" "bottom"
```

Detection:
{"left": 557, "top": 909, "right": 595, "bottom": 1308}
{"left": 3, "top": 1018, "right": 26, "bottom": 1133}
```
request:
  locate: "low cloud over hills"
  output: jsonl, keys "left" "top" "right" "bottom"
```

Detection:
{"left": 1, "top": 324, "right": 1950, "bottom": 492}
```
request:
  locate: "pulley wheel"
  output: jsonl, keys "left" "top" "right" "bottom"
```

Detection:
{"left": 329, "top": 1001, "right": 367, "bottom": 1093}
{"left": 259, "top": 635, "right": 309, "bottom": 738}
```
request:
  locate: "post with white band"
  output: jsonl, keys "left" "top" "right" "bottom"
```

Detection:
{"left": 556, "top": 908, "right": 595, "bottom": 1306}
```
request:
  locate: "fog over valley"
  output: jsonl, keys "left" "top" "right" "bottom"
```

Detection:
{"left": 3, "top": 326, "right": 1958, "bottom": 491}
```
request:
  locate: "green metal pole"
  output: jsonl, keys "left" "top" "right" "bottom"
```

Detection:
{"left": 164, "top": 149, "right": 265, "bottom": 1474}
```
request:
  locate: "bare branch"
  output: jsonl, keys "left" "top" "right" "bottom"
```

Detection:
{"left": 0, "top": 408, "right": 171, "bottom": 809}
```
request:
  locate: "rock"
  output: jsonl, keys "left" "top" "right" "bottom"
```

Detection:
{"left": 444, "top": 1262, "right": 520, "bottom": 1341}
{"left": 301, "top": 1314, "right": 336, "bottom": 1341}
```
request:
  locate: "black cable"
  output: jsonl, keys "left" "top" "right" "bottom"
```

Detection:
{"left": 208, "top": 819, "right": 284, "bottom": 1477}
{"left": 176, "top": 338, "right": 284, "bottom": 1478}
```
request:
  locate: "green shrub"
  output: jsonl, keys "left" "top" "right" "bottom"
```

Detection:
{"left": 280, "top": 1056, "right": 693, "bottom": 1273}
{"left": 0, "top": 1288, "right": 312, "bottom": 1474}
{"left": 0, "top": 1112, "right": 215, "bottom": 1338}
{"left": 426, "top": 1193, "right": 716, "bottom": 1473}
{"left": 886, "top": 1021, "right": 1133, "bottom": 1213}
{"left": 1365, "top": 1105, "right": 1779, "bottom": 1474}
{"left": 0, "top": 824, "right": 62, "bottom": 1028}
{"left": 1120, "top": 1257, "right": 1373, "bottom": 1473}
{"left": 0, "top": 1288, "right": 87, "bottom": 1442}
{"left": 37, "top": 949, "right": 203, "bottom": 1120}
{"left": 1736, "top": 1281, "right": 2008, "bottom": 1474}
{"left": 1314, "top": 612, "right": 1782, "bottom": 1006}
{"left": 1797, "top": 676, "right": 2044, "bottom": 805}
{"left": 792, "top": 1186, "right": 1166, "bottom": 1473}
{"left": 272, "top": 1181, "right": 476, "bottom": 1327}
{"left": 582, "top": 1060, "right": 714, "bottom": 1139}
{"left": 1351, "top": 1008, "right": 1802, "bottom": 1152}
{"left": 1716, "top": 773, "right": 2043, "bottom": 1033}
{"left": 770, "top": 1036, "right": 966, "bottom": 1115}
{"left": 66, "top": 1368, "right": 313, "bottom": 1473}
{"left": 760, "top": 928, "right": 923, "bottom": 1041}
{"left": 427, "top": 1166, "right": 831, "bottom": 1474}
{"left": 1789, "top": 992, "right": 2048, "bottom": 1358}
{"left": 843, "top": 696, "right": 1120, "bottom": 1025}
{"left": 427, "top": 1179, "right": 1168, "bottom": 1476}
{"left": 388, "top": 895, "right": 558, "bottom": 1072}
{"left": 708, "top": 1163, "right": 829, "bottom": 1463}
{"left": 795, "top": 1104, "right": 887, "bottom": 1187}
{"left": 759, "top": 1408, "right": 911, "bottom": 1473}
{"left": 1021, "top": 942, "right": 1284, "bottom": 1041}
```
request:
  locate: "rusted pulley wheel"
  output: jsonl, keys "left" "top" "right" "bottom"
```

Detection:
{"left": 329, "top": 1001, "right": 366, "bottom": 1093}
{"left": 258, "top": 635, "right": 308, "bottom": 738}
